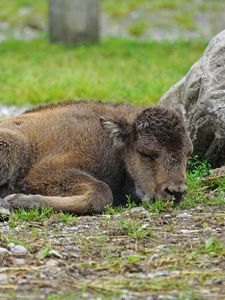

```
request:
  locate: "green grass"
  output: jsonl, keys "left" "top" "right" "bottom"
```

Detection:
{"left": 8, "top": 207, "right": 77, "bottom": 229}
{"left": 0, "top": 38, "right": 205, "bottom": 106}
{"left": 8, "top": 207, "right": 54, "bottom": 228}
{"left": 0, "top": 0, "right": 47, "bottom": 27}
{"left": 180, "top": 157, "right": 225, "bottom": 209}
{"left": 128, "top": 19, "right": 148, "bottom": 37}
{"left": 6, "top": 157, "right": 223, "bottom": 230}
{"left": 174, "top": 12, "right": 196, "bottom": 31}
{"left": 104, "top": 157, "right": 224, "bottom": 215}
{"left": 117, "top": 219, "right": 152, "bottom": 239}
{"left": 102, "top": 0, "right": 185, "bottom": 17}
{"left": 143, "top": 157, "right": 224, "bottom": 212}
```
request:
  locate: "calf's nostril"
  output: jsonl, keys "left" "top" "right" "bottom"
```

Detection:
{"left": 164, "top": 188, "right": 186, "bottom": 205}
{"left": 179, "top": 179, "right": 186, "bottom": 185}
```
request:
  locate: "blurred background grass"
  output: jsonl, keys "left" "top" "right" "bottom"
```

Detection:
{"left": 0, "top": 0, "right": 224, "bottom": 106}
{"left": 0, "top": 38, "right": 206, "bottom": 106}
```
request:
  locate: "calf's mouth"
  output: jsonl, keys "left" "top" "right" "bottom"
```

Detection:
{"left": 164, "top": 188, "right": 186, "bottom": 205}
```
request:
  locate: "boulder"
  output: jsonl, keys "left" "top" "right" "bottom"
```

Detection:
{"left": 159, "top": 30, "right": 225, "bottom": 167}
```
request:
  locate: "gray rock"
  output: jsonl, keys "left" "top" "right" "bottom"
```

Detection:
{"left": 0, "top": 206, "right": 11, "bottom": 216}
{"left": 10, "top": 245, "right": 28, "bottom": 255}
{"left": 0, "top": 247, "right": 9, "bottom": 255}
{"left": 159, "top": 30, "right": 225, "bottom": 167}
{"left": 211, "top": 166, "right": 225, "bottom": 176}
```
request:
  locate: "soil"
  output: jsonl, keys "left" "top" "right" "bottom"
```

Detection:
{"left": 0, "top": 205, "right": 224, "bottom": 299}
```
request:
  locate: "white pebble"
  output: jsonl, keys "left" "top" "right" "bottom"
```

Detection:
{"left": 130, "top": 207, "right": 148, "bottom": 214}
{"left": 177, "top": 212, "right": 191, "bottom": 219}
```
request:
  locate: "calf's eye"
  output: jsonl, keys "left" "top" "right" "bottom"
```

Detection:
{"left": 138, "top": 150, "right": 158, "bottom": 161}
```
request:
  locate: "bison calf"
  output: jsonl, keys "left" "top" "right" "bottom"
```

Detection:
{"left": 0, "top": 101, "right": 192, "bottom": 215}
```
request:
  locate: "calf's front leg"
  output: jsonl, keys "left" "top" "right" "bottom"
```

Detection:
{"left": 1, "top": 170, "right": 113, "bottom": 215}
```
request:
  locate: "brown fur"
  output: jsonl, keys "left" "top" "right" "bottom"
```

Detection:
{"left": 0, "top": 100, "right": 192, "bottom": 214}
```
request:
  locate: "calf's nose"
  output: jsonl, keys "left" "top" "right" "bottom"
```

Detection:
{"left": 164, "top": 181, "right": 187, "bottom": 205}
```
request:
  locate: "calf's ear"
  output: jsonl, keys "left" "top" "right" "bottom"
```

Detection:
{"left": 100, "top": 116, "right": 131, "bottom": 146}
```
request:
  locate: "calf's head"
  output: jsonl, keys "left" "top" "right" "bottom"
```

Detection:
{"left": 100, "top": 106, "right": 193, "bottom": 204}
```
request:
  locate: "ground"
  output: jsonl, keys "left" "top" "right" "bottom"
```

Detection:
{"left": 0, "top": 205, "right": 224, "bottom": 299}
{"left": 0, "top": 163, "right": 224, "bottom": 299}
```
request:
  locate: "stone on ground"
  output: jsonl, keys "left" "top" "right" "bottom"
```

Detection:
{"left": 159, "top": 30, "right": 225, "bottom": 167}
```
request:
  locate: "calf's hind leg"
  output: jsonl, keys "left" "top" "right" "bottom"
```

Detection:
{"left": 0, "top": 129, "right": 29, "bottom": 188}
{"left": 2, "top": 167, "right": 113, "bottom": 215}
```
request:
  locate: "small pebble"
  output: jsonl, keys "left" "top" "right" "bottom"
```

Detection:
{"left": 0, "top": 247, "right": 9, "bottom": 255}
{"left": 7, "top": 243, "right": 15, "bottom": 250}
{"left": 195, "top": 206, "right": 203, "bottom": 212}
{"left": 46, "top": 259, "right": 58, "bottom": 267}
{"left": 154, "top": 270, "right": 170, "bottom": 277}
{"left": 130, "top": 207, "right": 149, "bottom": 214}
{"left": 13, "top": 258, "right": 25, "bottom": 265}
{"left": 179, "top": 229, "right": 200, "bottom": 234}
{"left": 0, "top": 274, "right": 8, "bottom": 283}
{"left": 155, "top": 244, "right": 166, "bottom": 250}
{"left": 150, "top": 254, "right": 159, "bottom": 261}
{"left": 177, "top": 212, "right": 191, "bottom": 219}
{"left": 11, "top": 245, "right": 28, "bottom": 255}
{"left": 164, "top": 214, "right": 171, "bottom": 218}
{"left": 141, "top": 223, "right": 149, "bottom": 229}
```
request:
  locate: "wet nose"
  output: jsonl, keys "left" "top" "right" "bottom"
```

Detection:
{"left": 164, "top": 181, "right": 187, "bottom": 204}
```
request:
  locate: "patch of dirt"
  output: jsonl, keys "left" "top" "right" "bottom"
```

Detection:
{"left": 0, "top": 205, "right": 225, "bottom": 299}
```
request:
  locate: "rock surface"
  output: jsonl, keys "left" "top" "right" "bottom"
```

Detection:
{"left": 159, "top": 30, "right": 225, "bottom": 167}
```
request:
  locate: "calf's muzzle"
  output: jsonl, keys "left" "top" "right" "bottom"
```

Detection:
{"left": 164, "top": 180, "right": 187, "bottom": 205}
